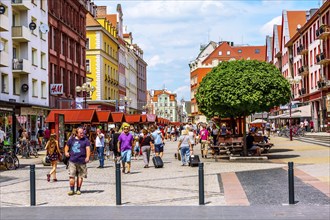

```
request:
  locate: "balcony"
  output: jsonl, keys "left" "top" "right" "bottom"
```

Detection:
{"left": 316, "top": 24, "right": 330, "bottom": 40}
{"left": 0, "top": 51, "right": 9, "bottom": 67}
{"left": 316, "top": 52, "right": 330, "bottom": 65}
{"left": 298, "top": 66, "right": 309, "bottom": 76}
{"left": 297, "top": 44, "right": 308, "bottom": 55}
{"left": 317, "top": 80, "right": 327, "bottom": 90}
{"left": 12, "top": 58, "right": 31, "bottom": 74}
{"left": 11, "top": 0, "right": 30, "bottom": 10}
{"left": 0, "top": 14, "right": 9, "bottom": 32}
{"left": 12, "top": 26, "right": 31, "bottom": 42}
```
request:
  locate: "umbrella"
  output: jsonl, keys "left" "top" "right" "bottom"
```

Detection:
{"left": 250, "top": 119, "right": 267, "bottom": 124}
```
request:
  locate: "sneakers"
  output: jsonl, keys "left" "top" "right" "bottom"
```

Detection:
{"left": 76, "top": 190, "right": 81, "bottom": 195}
{"left": 68, "top": 191, "right": 74, "bottom": 196}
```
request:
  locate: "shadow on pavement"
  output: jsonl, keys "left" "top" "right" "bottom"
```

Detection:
{"left": 269, "top": 149, "right": 294, "bottom": 153}
{"left": 267, "top": 155, "right": 300, "bottom": 159}
{"left": 81, "top": 190, "right": 104, "bottom": 194}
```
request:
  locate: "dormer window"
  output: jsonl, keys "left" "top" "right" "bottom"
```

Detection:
{"left": 238, "top": 49, "right": 242, "bottom": 53}
{"left": 218, "top": 51, "right": 222, "bottom": 55}
{"left": 255, "top": 49, "right": 260, "bottom": 54}
{"left": 227, "top": 51, "right": 230, "bottom": 55}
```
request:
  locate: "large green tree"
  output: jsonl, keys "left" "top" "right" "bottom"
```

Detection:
{"left": 195, "top": 60, "right": 291, "bottom": 155}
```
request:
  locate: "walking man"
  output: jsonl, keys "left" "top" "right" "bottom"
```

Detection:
{"left": 151, "top": 125, "right": 164, "bottom": 158}
{"left": 64, "top": 127, "right": 90, "bottom": 195}
{"left": 95, "top": 128, "right": 105, "bottom": 168}
{"left": 117, "top": 125, "right": 134, "bottom": 174}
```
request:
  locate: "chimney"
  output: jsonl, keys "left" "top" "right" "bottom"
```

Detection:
{"left": 96, "top": 6, "right": 107, "bottom": 17}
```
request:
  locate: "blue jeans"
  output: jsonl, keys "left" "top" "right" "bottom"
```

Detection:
{"left": 180, "top": 146, "right": 190, "bottom": 165}
{"left": 97, "top": 147, "right": 104, "bottom": 167}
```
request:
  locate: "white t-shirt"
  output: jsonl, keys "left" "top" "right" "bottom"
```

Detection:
{"left": 95, "top": 133, "right": 105, "bottom": 147}
{"left": 0, "top": 130, "right": 5, "bottom": 142}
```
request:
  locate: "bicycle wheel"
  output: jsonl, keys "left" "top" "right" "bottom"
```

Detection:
{"left": 5, "top": 156, "right": 15, "bottom": 170}
{"left": 13, "top": 155, "right": 20, "bottom": 169}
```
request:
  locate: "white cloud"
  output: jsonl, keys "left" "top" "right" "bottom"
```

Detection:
{"left": 174, "top": 85, "right": 191, "bottom": 101}
{"left": 98, "top": 0, "right": 320, "bottom": 100}
{"left": 260, "top": 16, "right": 282, "bottom": 36}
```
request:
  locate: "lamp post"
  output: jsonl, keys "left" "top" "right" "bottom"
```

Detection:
{"left": 288, "top": 77, "right": 300, "bottom": 141}
{"left": 120, "top": 96, "right": 132, "bottom": 114}
{"left": 75, "top": 83, "right": 95, "bottom": 109}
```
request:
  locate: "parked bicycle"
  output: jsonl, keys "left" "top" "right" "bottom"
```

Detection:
{"left": 0, "top": 144, "right": 19, "bottom": 170}
{"left": 17, "top": 140, "right": 38, "bottom": 158}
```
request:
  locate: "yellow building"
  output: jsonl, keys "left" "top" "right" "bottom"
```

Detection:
{"left": 86, "top": 13, "right": 119, "bottom": 106}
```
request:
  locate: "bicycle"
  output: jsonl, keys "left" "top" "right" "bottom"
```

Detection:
{"left": 0, "top": 144, "right": 19, "bottom": 170}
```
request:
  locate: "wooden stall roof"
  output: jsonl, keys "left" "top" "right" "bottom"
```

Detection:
{"left": 124, "top": 114, "right": 141, "bottom": 123}
{"left": 96, "top": 111, "right": 112, "bottom": 123}
{"left": 45, "top": 109, "right": 98, "bottom": 124}
{"left": 111, "top": 112, "right": 124, "bottom": 123}
{"left": 141, "top": 114, "right": 147, "bottom": 123}
{"left": 171, "top": 122, "right": 181, "bottom": 126}
{"left": 157, "top": 117, "right": 164, "bottom": 124}
{"left": 146, "top": 114, "right": 157, "bottom": 122}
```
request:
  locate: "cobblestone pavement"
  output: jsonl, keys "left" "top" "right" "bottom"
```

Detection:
{"left": 0, "top": 136, "right": 329, "bottom": 219}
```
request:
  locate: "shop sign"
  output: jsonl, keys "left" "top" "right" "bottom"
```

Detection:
{"left": 50, "top": 84, "right": 63, "bottom": 95}
{"left": 21, "top": 107, "right": 45, "bottom": 116}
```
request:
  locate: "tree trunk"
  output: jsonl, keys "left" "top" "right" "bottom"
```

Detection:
{"left": 243, "top": 112, "right": 247, "bottom": 156}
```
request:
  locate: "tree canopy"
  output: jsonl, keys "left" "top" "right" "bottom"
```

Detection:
{"left": 195, "top": 60, "right": 291, "bottom": 119}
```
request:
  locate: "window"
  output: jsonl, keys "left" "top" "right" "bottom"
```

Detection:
{"left": 86, "top": 38, "right": 89, "bottom": 50}
{"left": 31, "top": 17, "right": 37, "bottom": 36}
{"left": 32, "top": 48, "right": 37, "bottom": 66}
{"left": 86, "top": 60, "right": 90, "bottom": 72}
{"left": 238, "top": 49, "right": 242, "bottom": 53}
{"left": 41, "top": 81, "right": 46, "bottom": 98}
{"left": 13, "top": 77, "right": 19, "bottom": 95}
{"left": 40, "top": 0, "right": 46, "bottom": 11}
{"left": 1, "top": 73, "right": 8, "bottom": 93}
{"left": 41, "top": 52, "right": 46, "bottom": 69}
{"left": 218, "top": 51, "right": 222, "bottom": 56}
{"left": 227, "top": 51, "right": 231, "bottom": 55}
{"left": 32, "top": 79, "right": 38, "bottom": 97}
{"left": 255, "top": 49, "right": 260, "bottom": 54}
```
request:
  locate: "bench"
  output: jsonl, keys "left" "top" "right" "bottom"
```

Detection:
{"left": 211, "top": 136, "right": 243, "bottom": 156}
{"left": 253, "top": 135, "right": 274, "bottom": 153}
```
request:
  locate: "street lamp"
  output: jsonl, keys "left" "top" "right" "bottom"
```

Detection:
{"left": 75, "top": 83, "right": 95, "bottom": 109}
{"left": 288, "top": 77, "right": 300, "bottom": 141}
{"left": 120, "top": 96, "right": 132, "bottom": 113}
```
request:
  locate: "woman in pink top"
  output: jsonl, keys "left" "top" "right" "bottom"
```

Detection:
{"left": 200, "top": 125, "right": 209, "bottom": 158}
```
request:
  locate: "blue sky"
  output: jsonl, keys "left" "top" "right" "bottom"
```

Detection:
{"left": 95, "top": 0, "right": 321, "bottom": 101}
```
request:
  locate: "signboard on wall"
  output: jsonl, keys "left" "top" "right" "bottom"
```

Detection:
{"left": 50, "top": 84, "right": 63, "bottom": 95}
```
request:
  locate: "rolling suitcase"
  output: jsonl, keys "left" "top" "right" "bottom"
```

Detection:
{"left": 189, "top": 155, "right": 200, "bottom": 167}
{"left": 152, "top": 156, "right": 164, "bottom": 168}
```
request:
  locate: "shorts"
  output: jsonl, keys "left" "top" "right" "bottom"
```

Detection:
{"left": 154, "top": 144, "right": 164, "bottom": 153}
{"left": 68, "top": 161, "right": 87, "bottom": 178}
{"left": 249, "top": 145, "right": 259, "bottom": 151}
{"left": 134, "top": 145, "right": 140, "bottom": 153}
{"left": 121, "top": 149, "right": 132, "bottom": 163}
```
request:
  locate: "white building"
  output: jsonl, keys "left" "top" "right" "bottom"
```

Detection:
{"left": 0, "top": 0, "right": 49, "bottom": 136}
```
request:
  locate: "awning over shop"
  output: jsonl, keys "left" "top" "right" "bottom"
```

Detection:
{"left": 45, "top": 109, "right": 99, "bottom": 124}
{"left": 146, "top": 114, "right": 157, "bottom": 122}
{"left": 96, "top": 111, "right": 112, "bottom": 123}
{"left": 111, "top": 112, "right": 124, "bottom": 123}
{"left": 250, "top": 119, "right": 267, "bottom": 124}
{"left": 124, "top": 114, "right": 141, "bottom": 123}
{"left": 141, "top": 114, "right": 147, "bottom": 123}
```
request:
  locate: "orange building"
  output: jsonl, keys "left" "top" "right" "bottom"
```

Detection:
{"left": 189, "top": 41, "right": 266, "bottom": 123}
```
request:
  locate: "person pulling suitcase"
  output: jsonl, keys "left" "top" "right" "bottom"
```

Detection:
{"left": 177, "top": 129, "right": 193, "bottom": 166}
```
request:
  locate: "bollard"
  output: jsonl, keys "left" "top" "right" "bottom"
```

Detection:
{"left": 198, "top": 162, "right": 205, "bottom": 205}
{"left": 30, "top": 164, "right": 36, "bottom": 206}
{"left": 115, "top": 161, "right": 121, "bottom": 205}
{"left": 288, "top": 162, "right": 295, "bottom": 204}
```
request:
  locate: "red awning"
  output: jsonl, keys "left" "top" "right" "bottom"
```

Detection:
{"left": 96, "top": 111, "right": 112, "bottom": 123}
{"left": 124, "top": 114, "right": 141, "bottom": 123}
{"left": 111, "top": 112, "right": 124, "bottom": 123}
{"left": 141, "top": 114, "right": 147, "bottom": 123}
{"left": 45, "top": 109, "right": 98, "bottom": 124}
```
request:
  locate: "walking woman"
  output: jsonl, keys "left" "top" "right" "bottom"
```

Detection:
{"left": 139, "top": 129, "right": 153, "bottom": 168}
{"left": 178, "top": 129, "right": 192, "bottom": 166}
{"left": 45, "top": 133, "right": 62, "bottom": 182}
